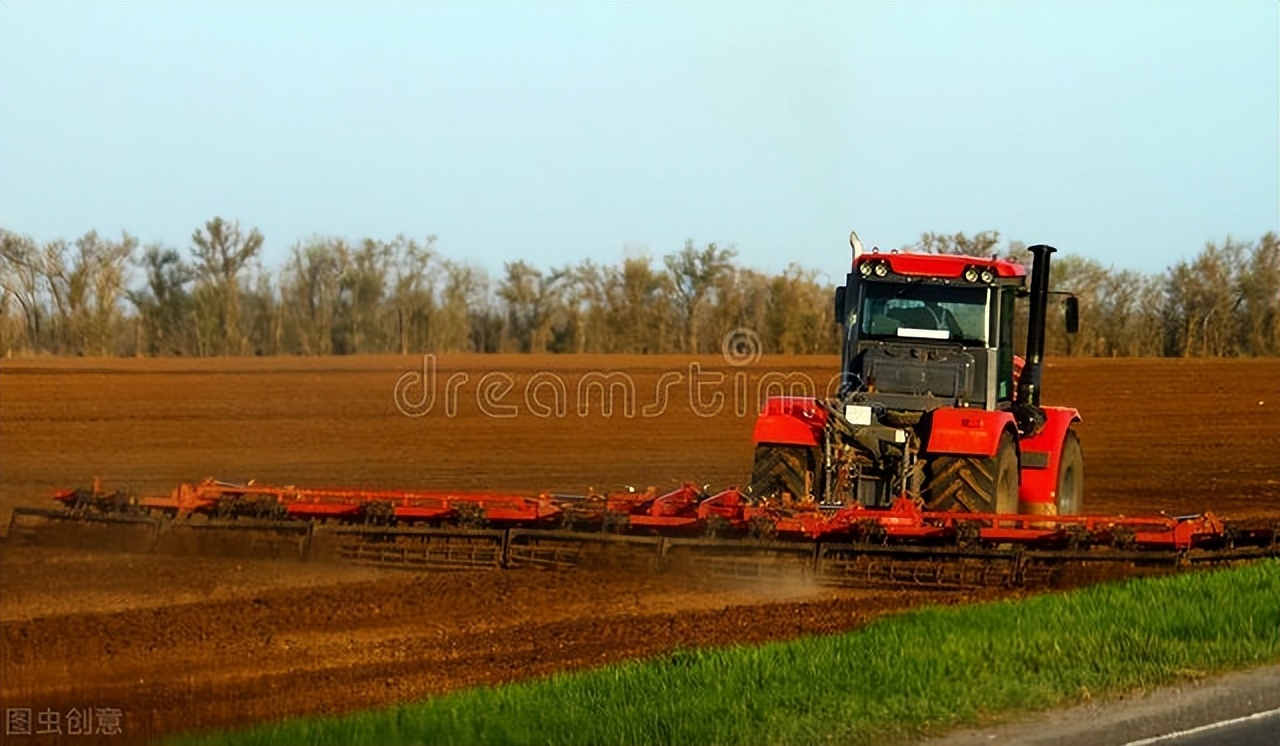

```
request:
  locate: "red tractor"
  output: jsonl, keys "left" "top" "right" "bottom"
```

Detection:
{"left": 749, "top": 237, "right": 1083, "bottom": 518}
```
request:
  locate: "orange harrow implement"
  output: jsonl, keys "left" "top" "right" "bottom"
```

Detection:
{"left": 7, "top": 477, "right": 1275, "bottom": 589}
{"left": 47, "top": 477, "right": 563, "bottom": 525}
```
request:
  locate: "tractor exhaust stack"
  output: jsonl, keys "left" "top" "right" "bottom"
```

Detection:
{"left": 1018, "top": 244, "right": 1056, "bottom": 408}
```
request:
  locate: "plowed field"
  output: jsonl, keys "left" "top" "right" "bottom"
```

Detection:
{"left": 2, "top": 355, "right": 1277, "bottom": 743}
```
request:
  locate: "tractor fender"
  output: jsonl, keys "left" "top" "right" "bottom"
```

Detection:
{"left": 925, "top": 408, "right": 1017, "bottom": 457}
{"left": 751, "top": 396, "right": 828, "bottom": 447}
{"left": 1017, "top": 406, "right": 1082, "bottom": 511}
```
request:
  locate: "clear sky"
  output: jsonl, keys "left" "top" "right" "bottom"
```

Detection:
{"left": 1, "top": 2, "right": 1276, "bottom": 278}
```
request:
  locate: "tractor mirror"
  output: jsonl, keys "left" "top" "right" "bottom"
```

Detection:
{"left": 1065, "top": 296, "right": 1080, "bottom": 334}
{"left": 834, "top": 286, "right": 847, "bottom": 325}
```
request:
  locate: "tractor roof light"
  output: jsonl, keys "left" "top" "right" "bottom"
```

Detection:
{"left": 858, "top": 261, "right": 873, "bottom": 277}
{"left": 872, "top": 260, "right": 890, "bottom": 277}
{"left": 963, "top": 266, "right": 980, "bottom": 283}
{"left": 980, "top": 268, "right": 996, "bottom": 284}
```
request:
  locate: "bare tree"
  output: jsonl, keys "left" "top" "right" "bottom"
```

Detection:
{"left": 241, "top": 261, "right": 281, "bottom": 355}
{"left": 1090, "top": 269, "right": 1163, "bottom": 357}
{"left": 0, "top": 230, "right": 45, "bottom": 354}
{"left": 129, "top": 244, "right": 195, "bottom": 356}
{"left": 569, "top": 259, "right": 611, "bottom": 353}
{"left": 1239, "top": 232, "right": 1279, "bottom": 356}
{"left": 763, "top": 264, "right": 836, "bottom": 354}
{"left": 708, "top": 266, "right": 769, "bottom": 351}
{"left": 1045, "top": 255, "right": 1109, "bottom": 356}
{"left": 190, "top": 217, "right": 264, "bottom": 355}
{"left": 334, "top": 239, "right": 390, "bottom": 354}
{"left": 664, "top": 240, "right": 735, "bottom": 354}
{"left": 281, "top": 239, "right": 342, "bottom": 354}
{"left": 388, "top": 235, "right": 435, "bottom": 354}
{"left": 85, "top": 232, "right": 137, "bottom": 354}
{"left": 1163, "top": 239, "right": 1247, "bottom": 357}
{"left": 36, "top": 232, "right": 136, "bottom": 355}
{"left": 435, "top": 260, "right": 485, "bottom": 353}
{"left": 911, "top": 230, "right": 1002, "bottom": 257}
{"left": 497, "top": 261, "right": 561, "bottom": 353}
{"left": 607, "top": 255, "right": 670, "bottom": 353}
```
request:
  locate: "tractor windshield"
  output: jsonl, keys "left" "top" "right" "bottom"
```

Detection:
{"left": 858, "top": 282, "right": 989, "bottom": 345}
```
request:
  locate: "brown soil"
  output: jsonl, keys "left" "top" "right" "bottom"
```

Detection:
{"left": 1, "top": 355, "right": 1277, "bottom": 743}
{"left": 1, "top": 553, "right": 998, "bottom": 744}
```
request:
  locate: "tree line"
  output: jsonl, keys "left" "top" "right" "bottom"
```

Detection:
{"left": 1, "top": 219, "right": 1276, "bottom": 358}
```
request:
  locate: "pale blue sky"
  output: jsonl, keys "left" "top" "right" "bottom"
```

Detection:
{"left": 1, "top": 2, "right": 1276, "bottom": 277}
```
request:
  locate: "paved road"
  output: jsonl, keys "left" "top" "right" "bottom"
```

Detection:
{"left": 919, "top": 666, "right": 1280, "bottom": 746}
{"left": 1129, "top": 709, "right": 1280, "bottom": 746}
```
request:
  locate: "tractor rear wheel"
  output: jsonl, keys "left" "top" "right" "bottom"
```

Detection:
{"left": 1056, "top": 430, "right": 1083, "bottom": 515}
{"left": 925, "top": 431, "right": 1019, "bottom": 514}
{"left": 749, "top": 445, "right": 817, "bottom": 503}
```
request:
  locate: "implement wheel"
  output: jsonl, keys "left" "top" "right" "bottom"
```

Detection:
{"left": 1056, "top": 430, "right": 1083, "bottom": 515}
{"left": 926, "top": 431, "right": 1019, "bottom": 514}
{"left": 749, "top": 445, "right": 817, "bottom": 503}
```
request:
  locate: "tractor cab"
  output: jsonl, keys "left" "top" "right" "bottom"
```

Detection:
{"left": 835, "top": 251, "right": 1027, "bottom": 414}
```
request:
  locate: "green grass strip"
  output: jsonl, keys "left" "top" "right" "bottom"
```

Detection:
{"left": 175, "top": 561, "right": 1280, "bottom": 746}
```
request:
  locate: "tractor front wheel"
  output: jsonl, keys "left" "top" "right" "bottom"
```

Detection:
{"left": 925, "top": 431, "right": 1019, "bottom": 514}
{"left": 1056, "top": 430, "right": 1084, "bottom": 515}
{"left": 748, "top": 445, "right": 817, "bottom": 503}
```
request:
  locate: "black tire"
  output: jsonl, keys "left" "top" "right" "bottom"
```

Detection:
{"left": 749, "top": 445, "right": 817, "bottom": 502}
{"left": 1056, "top": 430, "right": 1083, "bottom": 515}
{"left": 925, "top": 431, "right": 1020, "bottom": 514}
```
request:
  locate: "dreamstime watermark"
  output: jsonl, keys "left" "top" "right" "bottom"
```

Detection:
{"left": 393, "top": 327, "right": 841, "bottom": 420}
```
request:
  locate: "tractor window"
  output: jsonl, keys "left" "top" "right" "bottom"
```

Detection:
{"left": 860, "top": 282, "right": 989, "bottom": 345}
{"left": 996, "top": 287, "right": 1017, "bottom": 400}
